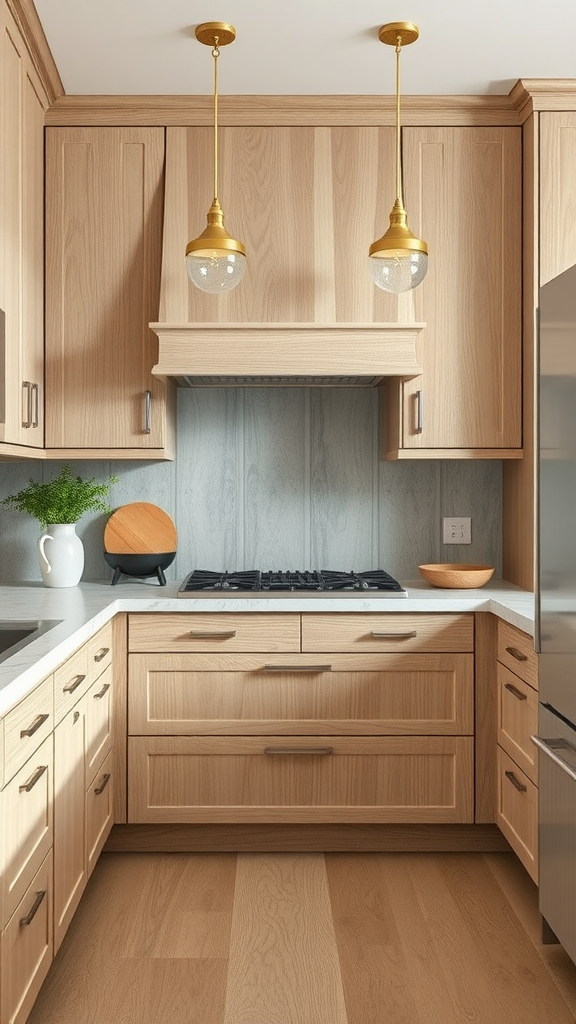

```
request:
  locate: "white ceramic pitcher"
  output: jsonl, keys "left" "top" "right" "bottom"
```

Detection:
{"left": 37, "top": 523, "right": 85, "bottom": 587}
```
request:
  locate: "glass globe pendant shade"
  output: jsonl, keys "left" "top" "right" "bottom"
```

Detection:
{"left": 369, "top": 198, "right": 428, "bottom": 293}
{"left": 185, "top": 198, "right": 246, "bottom": 294}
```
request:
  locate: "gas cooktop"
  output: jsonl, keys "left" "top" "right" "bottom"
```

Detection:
{"left": 177, "top": 569, "right": 407, "bottom": 597}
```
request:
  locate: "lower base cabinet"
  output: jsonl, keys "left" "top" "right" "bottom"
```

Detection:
{"left": 497, "top": 746, "right": 538, "bottom": 881}
{"left": 86, "top": 749, "right": 114, "bottom": 878}
{"left": 0, "top": 852, "right": 53, "bottom": 1024}
{"left": 128, "top": 735, "right": 474, "bottom": 824}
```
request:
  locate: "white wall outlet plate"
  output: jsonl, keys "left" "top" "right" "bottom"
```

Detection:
{"left": 443, "top": 517, "right": 472, "bottom": 544}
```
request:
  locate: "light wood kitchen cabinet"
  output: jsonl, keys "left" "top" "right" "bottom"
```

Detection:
{"left": 0, "top": 851, "right": 52, "bottom": 1024}
{"left": 539, "top": 112, "right": 576, "bottom": 287}
{"left": 495, "top": 619, "right": 538, "bottom": 882}
{"left": 127, "top": 612, "right": 474, "bottom": 825}
{"left": 385, "top": 127, "right": 522, "bottom": 457}
{"left": 0, "top": 1, "right": 48, "bottom": 454}
{"left": 44, "top": 126, "right": 175, "bottom": 458}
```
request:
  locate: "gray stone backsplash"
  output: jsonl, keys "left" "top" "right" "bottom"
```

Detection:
{"left": 0, "top": 388, "right": 501, "bottom": 584}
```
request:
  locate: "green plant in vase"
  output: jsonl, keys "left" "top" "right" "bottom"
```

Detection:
{"left": 2, "top": 465, "right": 118, "bottom": 587}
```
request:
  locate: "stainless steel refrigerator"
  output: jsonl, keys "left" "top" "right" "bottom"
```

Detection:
{"left": 534, "top": 262, "right": 576, "bottom": 961}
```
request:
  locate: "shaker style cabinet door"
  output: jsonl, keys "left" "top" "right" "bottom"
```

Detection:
{"left": 385, "top": 126, "right": 522, "bottom": 456}
{"left": 44, "top": 126, "right": 175, "bottom": 457}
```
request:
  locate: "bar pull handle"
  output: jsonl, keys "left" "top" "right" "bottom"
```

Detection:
{"left": 63, "top": 673, "right": 86, "bottom": 694}
{"left": 504, "top": 682, "right": 528, "bottom": 701}
{"left": 94, "top": 772, "right": 111, "bottom": 795}
{"left": 19, "top": 764, "right": 48, "bottom": 793}
{"left": 93, "top": 646, "right": 110, "bottom": 663}
{"left": 263, "top": 664, "right": 332, "bottom": 673}
{"left": 416, "top": 389, "right": 423, "bottom": 433}
{"left": 189, "top": 630, "right": 237, "bottom": 639}
{"left": 264, "top": 746, "right": 334, "bottom": 756}
{"left": 31, "top": 382, "right": 39, "bottom": 427}
{"left": 20, "top": 713, "right": 49, "bottom": 738}
{"left": 144, "top": 390, "right": 152, "bottom": 433}
{"left": 504, "top": 769, "right": 527, "bottom": 793}
{"left": 21, "top": 380, "right": 32, "bottom": 428}
{"left": 371, "top": 631, "right": 417, "bottom": 640}
{"left": 20, "top": 890, "right": 46, "bottom": 927}
{"left": 94, "top": 682, "right": 110, "bottom": 700}
{"left": 505, "top": 646, "right": 528, "bottom": 662}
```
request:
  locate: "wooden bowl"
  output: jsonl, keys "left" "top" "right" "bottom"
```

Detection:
{"left": 418, "top": 563, "right": 495, "bottom": 589}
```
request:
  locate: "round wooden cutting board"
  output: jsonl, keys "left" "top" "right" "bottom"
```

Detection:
{"left": 104, "top": 502, "right": 177, "bottom": 556}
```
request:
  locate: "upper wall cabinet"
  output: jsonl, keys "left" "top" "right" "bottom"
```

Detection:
{"left": 45, "top": 127, "right": 175, "bottom": 458}
{"left": 0, "top": 2, "right": 48, "bottom": 454}
{"left": 540, "top": 113, "right": 576, "bottom": 287}
{"left": 385, "top": 127, "right": 522, "bottom": 458}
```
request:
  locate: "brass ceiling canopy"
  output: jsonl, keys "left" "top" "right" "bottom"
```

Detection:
{"left": 369, "top": 20, "right": 428, "bottom": 293}
{"left": 185, "top": 21, "right": 246, "bottom": 293}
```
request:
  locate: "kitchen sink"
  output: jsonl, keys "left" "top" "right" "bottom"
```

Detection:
{"left": 0, "top": 620, "right": 62, "bottom": 665}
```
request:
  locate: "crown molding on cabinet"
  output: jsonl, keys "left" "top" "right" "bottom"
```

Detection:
{"left": 7, "top": 0, "right": 64, "bottom": 104}
{"left": 511, "top": 78, "right": 576, "bottom": 121}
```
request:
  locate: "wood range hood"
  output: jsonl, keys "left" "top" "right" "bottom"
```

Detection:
{"left": 149, "top": 127, "right": 425, "bottom": 387}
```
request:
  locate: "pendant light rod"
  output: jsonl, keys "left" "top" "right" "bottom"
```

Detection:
{"left": 394, "top": 34, "right": 403, "bottom": 208}
{"left": 212, "top": 38, "right": 219, "bottom": 201}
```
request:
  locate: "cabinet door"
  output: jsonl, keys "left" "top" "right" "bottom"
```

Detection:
{"left": 540, "top": 112, "right": 576, "bottom": 286}
{"left": 53, "top": 701, "right": 86, "bottom": 953}
{"left": 0, "top": 5, "right": 46, "bottom": 449}
{"left": 0, "top": 850, "right": 53, "bottom": 1024}
{"left": 45, "top": 126, "right": 174, "bottom": 456}
{"left": 85, "top": 665, "right": 113, "bottom": 787}
{"left": 386, "top": 127, "right": 522, "bottom": 455}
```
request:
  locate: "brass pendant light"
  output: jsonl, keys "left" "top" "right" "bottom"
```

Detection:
{"left": 369, "top": 22, "right": 428, "bottom": 293}
{"left": 185, "top": 22, "right": 246, "bottom": 294}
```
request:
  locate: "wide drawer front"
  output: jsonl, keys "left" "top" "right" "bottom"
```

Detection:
{"left": 497, "top": 746, "right": 538, "bottom": 883}
{"left": 128, "top": 735, "right": 474, "bottom": 825}
{"left": 1, "top": 735, "right": 54, "bottom": 927}
{"left": 497, "top": 664, "right": 538, "bottom": 784}
{"left": 497, "top": 620, "right": 538, "bottom": 690}
{"left": 54, "top": 643, "right": 90, "bottom": 724}
{"left": 128, "top": 652, "right": 474, "bottom": 736}
{"left": 86, "top": 621, "right": 113, "bottom": 678}
{"left": 301, "top": 614, "right": 474, "bottom": 653}
{"left": 128, "top": 613, "right": 301, "bottom": 653}
{"left": 3, "top": 674, "right": 54, "bottom": 786}
{"left": 1, "top": 850, "right": 53, "bottom": 1024}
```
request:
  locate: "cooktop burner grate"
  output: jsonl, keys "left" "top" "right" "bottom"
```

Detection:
{"left": 178, "top": 568, "right": 406, "bottom": 595}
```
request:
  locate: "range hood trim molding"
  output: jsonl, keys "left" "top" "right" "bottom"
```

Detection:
{"left": 150, "top": 321, "right": 425, "bottom": 386}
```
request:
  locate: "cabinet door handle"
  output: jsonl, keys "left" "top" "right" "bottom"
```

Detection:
{"left": 263, "top": 664, "right": 332, "bottom": 673}
{"left": 93, "top": 682, "right": 110, "bottom": 700}
{"left": 189, "top": 630, "right": 237, "bottom": 639}
{"left": 31, "top": 382, "right": 39, "bottom": 427}
{"left": 144, "top": 390, "right": 152, "bottom": 433}
{"left": 504, "top": 682, "right": 528, "bottom": 701}
{"left": 93, "top": 646, "right": 110, "bottom": 663}
{"left": 19, "top": 890, "right": 46, "bottom": 927}
{"left": 63, "top": 673, "right": 86, "bottom": 693}
{"left": 94, "top": 772, "right": 111, "bottom": 795}
{"left": 73, "top": 710, "right": 80, "bottom": 724}
{"left": 264, "top": 746, "right": 334, "bottom": 756}
{"left": 504, "top": 769, "right": 527, "bottom": 793}
{"left": 505, "top": 646, "right": 528, "bottom": 662}
{"left": 416, "top": 389, "right": 424, "bottom": 433}
{"left": 20, "top": 713, "right": 49, "bottom": 738}
{"left": 19, "top": 764, "right": 48, "bottom": 793}
{"left": 371, "top": 631, "right": 417, "bottom": 640}
{"left": 21, "top": 380, "right": 32, "bottom": 428}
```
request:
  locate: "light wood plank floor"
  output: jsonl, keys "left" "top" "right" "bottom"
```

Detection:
{"left": 28, "top": 852, "right": 576, "bottom": 1024}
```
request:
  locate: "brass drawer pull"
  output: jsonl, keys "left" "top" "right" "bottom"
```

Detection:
{"left": 73, "top": 710, "right": 80, "bottom": 724}
{"left": 505, "top": 646, "right": 528, "bottom": 662}
{"left": 264, "top": 746, "right": 334, "bottom": 756}
{"left": 94, "top": 772, "right": 111, "bottom": 795}
{"left": 263, "top": 664, "right": 332, "bottom": 673}
{"left": 505, "top": 769, "right": 527, "bottom": 793}
{"left": 19, "top": 764, "right": 48, "bottom": 793}
{"left": 20, "top": 890, "right": 46, "bottom": 927}
{"left": 504, "top": 682, "right": 528, "bottom": 701}
{"left": 189, "top": 630, "right": 237, "bottom": 639}
{"left": 93, "top": 647, "right": 110, "bottom": 663}
{"left": 63, "top": 673, "right": 86, "bottom": 694}
{"left": 20, "top": 713, "right": 49, "bottom": 738}
{"left": 94, "top": 682, "right": 110, "bottom": 700}
{"left": 371, "top": 631, "right": 417, "bottom": 640}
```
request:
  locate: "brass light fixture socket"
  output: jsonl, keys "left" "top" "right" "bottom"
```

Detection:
{"left": 195, "top": 21, "right": 236, "bottom": 47}
{"left": 185, "top": 199, "right": 246, "bottom": 258}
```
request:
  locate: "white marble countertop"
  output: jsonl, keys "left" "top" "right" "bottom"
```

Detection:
{"left": 0, "top": 578, "right": 535, "bottom": 716}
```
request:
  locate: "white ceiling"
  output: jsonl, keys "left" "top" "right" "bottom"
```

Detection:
{"left": 33, "top": 0, "right": 576, "bottom": 98}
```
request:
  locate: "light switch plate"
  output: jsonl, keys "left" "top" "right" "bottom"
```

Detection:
{"left": 443, "top": 517, "right": 472, "bottom": 544}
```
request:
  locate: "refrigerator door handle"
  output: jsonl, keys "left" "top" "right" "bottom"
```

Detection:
{"left": 532, "top": 734, "right": 576, "bottom": 784}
